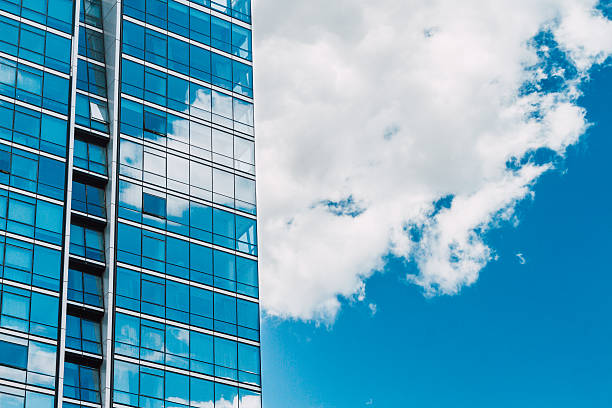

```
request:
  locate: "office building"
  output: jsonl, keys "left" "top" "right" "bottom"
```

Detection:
{"left": 0, "top": 0, "right": 260, "bottom": 406}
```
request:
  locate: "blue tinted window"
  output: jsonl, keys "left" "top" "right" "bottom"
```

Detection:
{"left": 213, "top": 208, "right": 234, "bottom": 238}
{"left": 116, "top": 267, "right": 141, "bottom": 303}
{"left": 215, "top": 383, "right": 238, "bottom": 408}
{"left": 214, "top": 292, "right": 236, "bottom": 324}
{"left": 72, "top": 181, "right": 105, "bottom": 217}
{"left": 211, "top": 16, "right": 230, "bottom": 53}
{"left": 66, "top": 314, "right": 102, "bottom": 354}
{"left": 47, "top": 0, "right": 74, "bottom": 32}
{"left": 70, "top": 223, "right": 105, "bottom": 262}
{"left": 231, "top": 0, "right": 251, "bottom": 22}
{"left": 213, "top": 249, "right": 235, "bottom": 281}
{"left": 67, "top": 268, "right": 103, "bottom": 307}
{"left": 142, "top": 192, "right": 166, "bottom": 218}
{"left": 64, "top": 362, "right": 100, "bottom": 403}
{"left": 165, "top": 371, "right": 189, "bottom": 404}
{"left": 113, "top": 360, "right": 139, "bottom": 405}
{"left": 214, "top": 336, "right": 237, "bottom": 368}
{"left": 139, "top": 366, "right": 163, "bottom": 399}
{"left": 190, "top": 377, "right": 214, "bottom": 407}
{"left": 168, "top": 1, "right": 188, "bottom": 36}
{"left": 237, "top": 298, "right": 258, "bottom": 330}
{"left": 0, "top": 339, "right": 27, "bottom": 369}
{"left": 36, "top": 157, "right": 63, "bottom": 199}
{"left": 123, "top": 22, "right": 144, "bottom": 58}
{"left": 232, "top": 24, "right": 251, "bottom": 60}
{"left": 74, "top": 138, "right": 107, "bottom": 175}
{"left": 238, "top": 342, "right": 259, "bottom": 374}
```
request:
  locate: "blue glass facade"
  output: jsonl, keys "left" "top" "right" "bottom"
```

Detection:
{"left": 0, "top": 0, "right": 259, "bottom": 406}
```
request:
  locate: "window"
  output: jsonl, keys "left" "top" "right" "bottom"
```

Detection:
{"left": 67, "top": 268, "right": 103, "bottom": 307}
{"left": 165, "top": 371, "right": 189, "bottom": 407}
{"left": 0, "top": 287, "right": 30, "bottom": 334}
{"left": 0, "top": 100, "right": 68, "bottom": 157}
{"left": 215, "top": 383, "right": 238, "bottom": 408}
{"left": 232, "top": 60, "right": 253, "bottom": 97}
{"left": 239, "top": 389, "right": 261, "bottom": 408}
{"left": 238, "top": 342, "right": 260, "bottom": 385}
{"left": 214, "top": 292, "right": 236, "bottom": 327}
{"left": 1, "top": 284, "right": 59, "bottom": 339}
{"left": 75, "top": 93, "right": 109, "bottom": 133}
{"left": 213, "top": 249, "right": 235, "bottom": 291}
{"left": 213, "top": 168, "right": 234, "bottom": 205}
{"left": 29, "top": 292, "right": 59, "bottom": 338}
{"left": 78, "top": 27, "right": 105, "bottom": 61}
{"left": 122, "top": 20, "right": 145, "bottom": 59}
{"left": 42, "top": 72, "right": 69, "bottom": 114}
{"left": 143, "top": 108, "right": 166, "bottom": 137}
{"left": 37, "top": 155, "right": 66, "bottom": 200}
{"left": 142, "top": 192, "right": 166, "bottom": 219}
{"left": 113, "top": 360, "right": 139, "bottom": 406}
{"left": 113, "top": 312, "right": 261, "bottom": 385}
{"left": 70, "top": 224, "right": 105, "bottom": 262}
{"left": 74, "top": 138, "right": 107, "bottom": 175}
{"left": 66, "top": 314, "right": 102, "bottom": 354}
{"left": 145, "top": 0, "right": 167, "bottom": 28}
{"left": 0, "top": 18, "right": 71, "bottom": 73}
{"left": 168, "top": 1, "right": 188, "bottom": 37}
{"left": 0, "top": 333, "right": 57, "bottom": 389}
{"left": 72, "top": 181, "right": 105, "bottom": 217}
{"left": 0, "top": 150, "right": 10, "bottom": 173}
{"left": 76, "top": 59, "right": 107, "bottom": 97}
{"left": 236, "top": 214, "right": 256, "bottom": 248}
{"left": 232, "top": 24, "right": 252, "bottom": 60}
{"left": 81, "top": 0, "right": 104, "bottom": 27}
{"left": 166, "top": 236, "right": 189, "bottom": 279}
{"left": 190, "top": 330, "right": 213, "bottom": 374}
{"left": 145, "top": 31, "right": 167, "bottom": 66}
{"left": 0, "top": 388, "right": 55, "bottom": 408}
{"left": 144, "top": 67, "right": 166, "bottom": 105}
{"left": 6, "top": 147, "right": 65, "bottom": 201}
{"left": 237, "top": 298, "right": 259, "bottom": 340}
{"left": 140, "top": 366, "right": 164, "bottom": 402}
{"left": 231, "top": 0, "right": 251, "bottom": 23}
{"left": 189, "top": 7, "right": 210, "bottom": 45}
{"left": 235, "top": 175, "right": 256, "bottom": 214}
{"left": 0, "top": 338, "right": 27, "bottom": 369}
{"left": 237, "top": 256, "right": 258, "bottom": 297}
{"left": 211, "top": 0, "right": 230, "bottom": 14}
{"left": 168, "top": 37, "right": 189, "bottom": 75}
{"left": 233, "top": 97, "right": 254, "bottom": 135}
{"left": 2, "top": 237, "right": 62, "bottom": 291}
{"left": 64, "top": 362, "right": 101, "bottom": 403}
{"left": 191, "top": 377, "right": 215, "bottom": 407}
{"left": 214, "top": 336, "right": 237, "bottom": 380}
{"left": 165, "top": 325, "right": 189, "bottom": 368}
{"left": 211, "top": 16, "right": 231, "bottom": 53}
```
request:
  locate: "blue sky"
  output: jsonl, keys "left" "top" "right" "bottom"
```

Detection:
{"left": 252, "top": 1, "right": 612, "bottom": 406}
{"left": 260, "top": 62, "right": 612, "bottom": 407}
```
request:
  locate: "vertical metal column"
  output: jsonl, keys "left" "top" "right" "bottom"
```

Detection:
{"left": 100, "top": 0, "right": 122, "bottom": 406}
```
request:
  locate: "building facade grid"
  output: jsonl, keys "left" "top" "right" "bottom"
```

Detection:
{"left": 0, "top": 0, "right": 260, "bottom": 407}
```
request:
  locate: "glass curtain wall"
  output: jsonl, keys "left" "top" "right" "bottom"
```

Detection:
{"left": 114, "top": 0, "right": 260, "bottom": 407}
{"left": 0, "top": 0, "right": 74, "bottom": 407}
{"left": 0, "top": 0, "right": 259, "bottom": 406}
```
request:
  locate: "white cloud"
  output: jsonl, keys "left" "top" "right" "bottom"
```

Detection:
{"left": 254, "top": 0, "right": 612, "bottom": 322}
{"left": 368, "top": 303, "right": 378, "bottom": 316}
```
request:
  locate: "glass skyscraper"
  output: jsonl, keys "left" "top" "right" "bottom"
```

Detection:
{"left": 0, "top": 0, "right": 260, "bottom": 407}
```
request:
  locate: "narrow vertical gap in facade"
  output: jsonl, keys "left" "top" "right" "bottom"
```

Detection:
{"left": 59, "top": 0, "right": 114, "bottom": 406}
